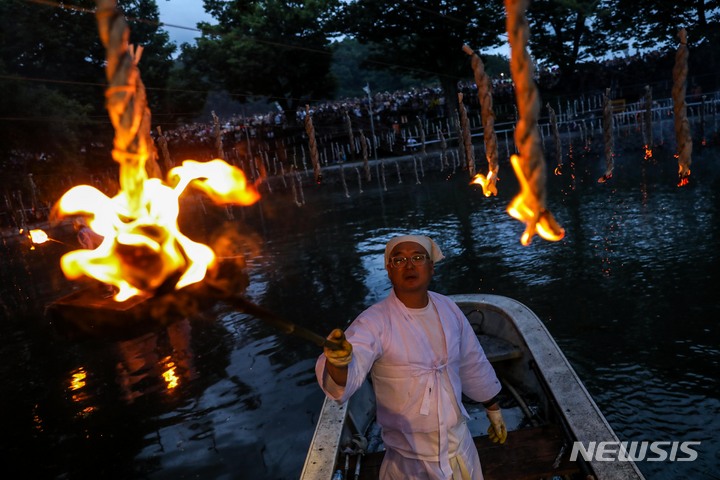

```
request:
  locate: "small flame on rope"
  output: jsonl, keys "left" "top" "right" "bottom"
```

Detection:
{"left": 470, "top": 170, "right": 498, "bottom": 197}
{"left": 644, "top": 145, "right": 653, "bottom": 160}
{"left": 673, "top": 153, "right": 691, "bottom": 187}
{"left": 597, "top": 172, "right": 613, "bottom": 184}
{"left": 678, "top": 167, "right": 691, "bottom": 187}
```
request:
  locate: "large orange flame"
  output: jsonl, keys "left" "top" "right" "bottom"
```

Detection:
{"left": 57, "top": 159, "right": 259, "bottom": 302}
{"left": 506, "top": 154, "right": 565, "bottom": 246}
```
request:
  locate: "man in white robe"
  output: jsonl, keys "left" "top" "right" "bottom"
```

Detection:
{"left": 316, "top": 234, "right": 507, "bottom": 479}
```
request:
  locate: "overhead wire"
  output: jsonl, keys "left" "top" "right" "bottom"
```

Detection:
{"left": 18, "top": 0, "right": 468, "bottom": 87}
{"left": 4, "top": 0, "right": 515, "bottom": 125}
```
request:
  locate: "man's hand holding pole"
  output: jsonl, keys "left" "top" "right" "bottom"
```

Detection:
{"left": 324, "top": 328, "right": 352, "bottom": 386}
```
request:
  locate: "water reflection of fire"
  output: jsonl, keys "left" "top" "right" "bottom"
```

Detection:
{"left": 114, "top": 318, "right": 196, "bottom": 402}
{"left": 62, "top": 318, "right": 196, "bottom": 407}
{"left": 68, "top": 367, "right": 97, "bottom": 416}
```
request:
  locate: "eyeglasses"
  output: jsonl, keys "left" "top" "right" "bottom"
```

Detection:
{"left": 389, "top": 254, "right": 429, "bottom": 268}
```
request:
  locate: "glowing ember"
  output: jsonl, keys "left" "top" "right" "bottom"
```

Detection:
{"left": 470, "top": 170, "right": 498, "bottom": 197}
{"left": 56, "top": 160, "right": 259, "bottom": 302}
{"left": 506, "top": 155, "right": 565, "bottom": 246}
{"left": 29, "top": 229, "right": 49, "bottom": 245}
{"left": 644, "top": 145, "right": 653, "bottom": 160}
{"left": 678, "top": 166, "right": 691, "bottom": 187}
{"left": 597, "top": 172, "right": 613, "bottom": 184}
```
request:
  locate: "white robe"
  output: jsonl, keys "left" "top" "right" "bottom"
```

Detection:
{"left": 316, "top": 290, "right": 501, "bottom": 479}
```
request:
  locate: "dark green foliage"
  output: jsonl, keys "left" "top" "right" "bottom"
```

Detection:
{"left": 0, "top": 0, "right": 176, "bottom": 197}
{"left": 335, "top": 0, "right": 506, "bottom": 120}
{"left": 188, "top": 0, "right": 339, "bottom": 116}
{"left": 330, "top": 38, "right": 426, "bottom": 97}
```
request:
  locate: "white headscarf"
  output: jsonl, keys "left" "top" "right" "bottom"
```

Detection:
{"left": 384, "top": 235, "right": 445, "bottom": 266}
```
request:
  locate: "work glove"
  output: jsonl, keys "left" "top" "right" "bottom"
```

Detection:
{"left": 486, "top": 408, "right": 507, "bottom": 444}
{"left": 325, "top": 328, "right": 353, "bottom": 368}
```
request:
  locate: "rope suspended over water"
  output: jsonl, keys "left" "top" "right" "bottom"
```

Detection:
{"left": 672, "top": 28, "right": 693, "bottom": 186}
{"left": 463, "top": 44, "right": 500, "bottom": 196}
{"left": 504, "top": 0, "right": 564, "bottom": 245}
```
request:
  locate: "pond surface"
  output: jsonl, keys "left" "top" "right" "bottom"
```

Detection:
{"left": 1, "top": 139, "right": 719, "bottom": 479}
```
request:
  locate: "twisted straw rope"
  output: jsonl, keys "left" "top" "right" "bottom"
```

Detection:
{"left": 672, "top": 28, "right": 692, "bottom": 182}
{"left": 359, "top": 129, "right": 371, "bottom": 181}
{"left": 457, "top": 93, "right": 475, "bottom": 177}
{"left": 546, "top": 103, "right": 561, "bottom": 171}
{"left": 344, "top": 110, "right": 355, "bottom": 159}
{"left": 439, "top": 130, "right": 448, "bottom": 168}
{"left": 95, "top": 0, "right": 161, "bottom": 213}
{"left": 212, "top": 111, "right": 225, "bottom": 160}
{"left": 600, "top": 88, "right": 614, "bottom": 181}
{"left": 155, "top": 126, "right": 173, "bottom": 173}
{"left": 463, "top": 44, "right": 499, "bottom": 188}
{"left": 505, "top": 0, "right": 564, "bottom": 244}
{"left": 507, "top": 0, "right": 542, "bottom": 196}
{"left": 304, "top": 105, "right": 321, "bottom": 183}
{"left": 643, "top": 85, "right": 653, "bottom": 148}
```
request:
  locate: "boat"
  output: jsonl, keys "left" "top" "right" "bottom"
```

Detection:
{"left": 301, "top": 293, "right": 646, "bottom": 480}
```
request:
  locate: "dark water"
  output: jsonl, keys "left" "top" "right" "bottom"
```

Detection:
{"left": 1, "top": 139, "right": 719, "bottom": 479}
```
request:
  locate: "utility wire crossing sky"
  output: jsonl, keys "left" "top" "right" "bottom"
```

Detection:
{"left": 157, "top": 0, "right": 212, "bottom": 46}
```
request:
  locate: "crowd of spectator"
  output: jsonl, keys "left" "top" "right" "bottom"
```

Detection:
{"left": 5, "top": 47, "right": 718, "bottom": 231}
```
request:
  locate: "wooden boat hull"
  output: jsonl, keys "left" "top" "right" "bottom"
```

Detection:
{"left": 302, "top": 293, "right": 645, "bottom": 480}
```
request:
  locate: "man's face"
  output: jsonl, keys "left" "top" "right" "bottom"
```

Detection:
{"left": 386, "top": 241, "right": 434, "bottom": 295}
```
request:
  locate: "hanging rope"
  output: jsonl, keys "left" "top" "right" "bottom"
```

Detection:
{"left": 463, "top": 44, "right": 499, "bottom": 196}
{"left": 643, "top": 85, "right": 653, "bottom": 159}
{"left": 304, "top": 105, "right": 321, "bottom": 184}
{"left": 457, "top": 92, "right": 475, "bottom": 177}
{"left": 95, "top": 0, "right": 162, "bottom": 214}
{"left": 439, "top": 129, "right": 448, "bottom": 170}
{"left": 546, "top": 103, "right": 562, "bottom": 175}
{"left": 359, "top": 129, "right": 371, "bottom": 181}
{"left": 504, "top": 0, "right": 564, "bottom": 245}
{"left": 212, "top": 111, "right": 225, "bottom": 160}
{"left": 672, "top": 28, "right": 692, "bottom": 186}
{"left": 598, "top": 88, "right": 614, "bottom": 183}
{"left": 155, "top": 125, "right": 173, "bottom": 173}
{"left": 344, "top": 110, "right": 355, "bottom": 161}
